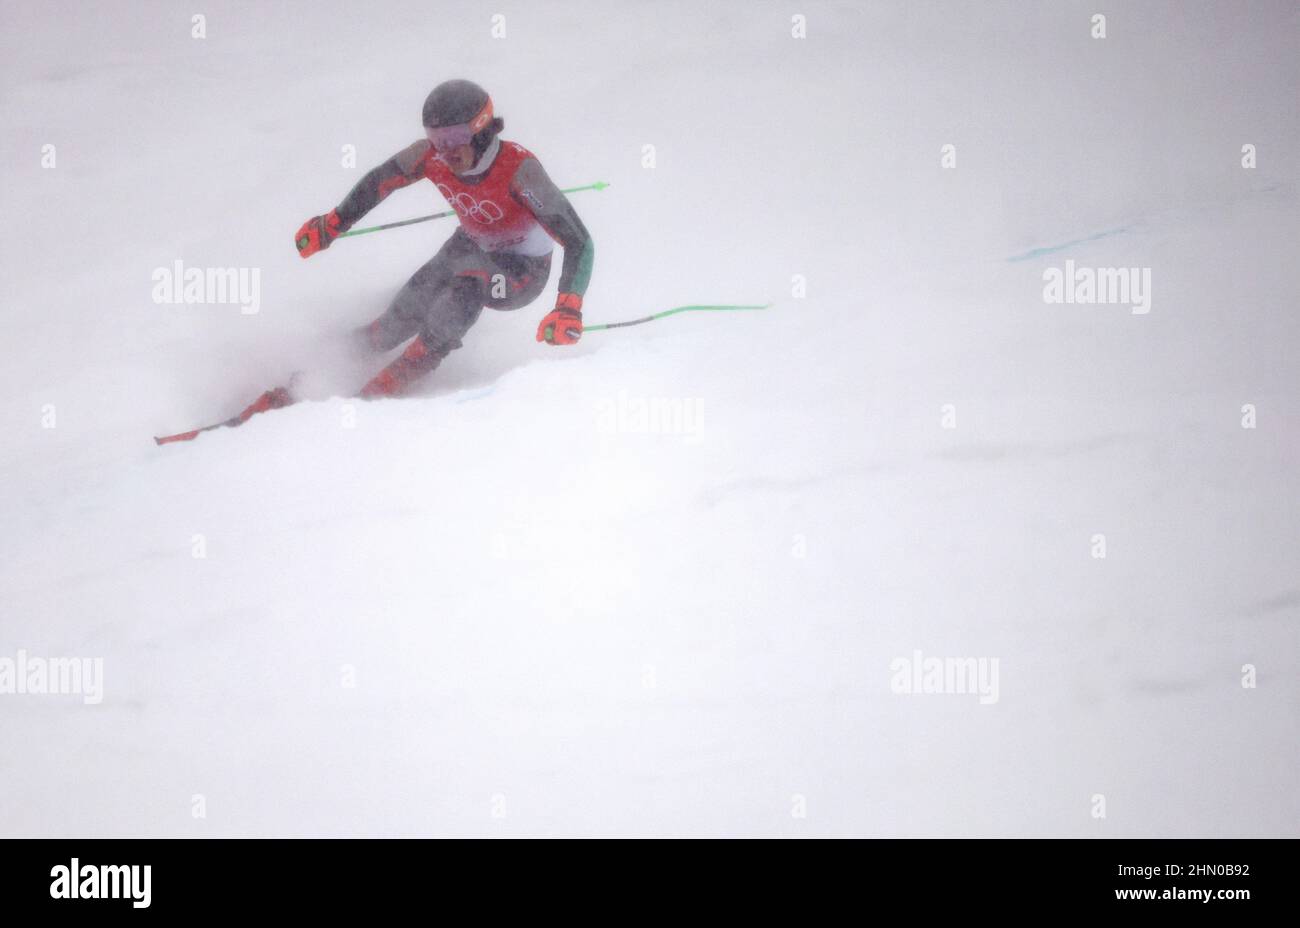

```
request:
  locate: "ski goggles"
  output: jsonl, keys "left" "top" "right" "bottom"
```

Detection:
{"left": 425, "top": 98, "right": 494, "bottom": 152}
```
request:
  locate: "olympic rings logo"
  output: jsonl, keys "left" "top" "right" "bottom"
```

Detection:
{"left": 436, "top": 184, "right": 505, "bottom": 224}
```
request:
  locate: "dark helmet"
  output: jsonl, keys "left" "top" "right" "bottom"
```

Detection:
{"left": 422, "top": 79, "right": 504, "bottom": 161}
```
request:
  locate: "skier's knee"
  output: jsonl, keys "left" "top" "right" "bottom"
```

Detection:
{"left": 351, "top": 321, "right": 381, "bottom": 355}
{"left": 416, "top": 330, "right": 463, "bottom": 359}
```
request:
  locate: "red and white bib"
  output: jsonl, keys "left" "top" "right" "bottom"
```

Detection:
{"left": 422, "top": 140, "right": 553, "bottom": 255}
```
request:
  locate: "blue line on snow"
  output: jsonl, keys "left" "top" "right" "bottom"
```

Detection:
{"left": 1006, "top": 225, "right": 1133, "bottom": 262}
{"left": 453, "top": 385, "right": 497, "bottom": 404}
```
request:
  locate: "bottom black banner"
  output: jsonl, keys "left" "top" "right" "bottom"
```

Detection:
{"left": 0, "top": 837, "right": 1288, "bottom": 916}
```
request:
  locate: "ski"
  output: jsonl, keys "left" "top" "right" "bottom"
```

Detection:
{"left": 154, "top": 384, "right": 296, "bottom": 446}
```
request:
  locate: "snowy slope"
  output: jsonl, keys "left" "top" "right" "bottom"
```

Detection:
{"left": 0, "top": 0, "right": 1297, "bottom": 836}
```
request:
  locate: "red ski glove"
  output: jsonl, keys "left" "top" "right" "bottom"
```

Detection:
{"left": 295, "top": 209, "right": 343, "bottom": 258}
{"left": 537, "top": 293, "right": 583, "bottom": 345}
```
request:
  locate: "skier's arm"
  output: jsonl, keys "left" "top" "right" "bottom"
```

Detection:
{"left": 511, "top": 157, "right": 595, "bottom": 306}
{"left": 334, "top": 140, "right": 431, "bottom": 230}
{"left": 296, "top": 140, "right": 431, "bottom": 258}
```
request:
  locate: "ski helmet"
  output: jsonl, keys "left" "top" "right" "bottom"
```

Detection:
{"left": 422, "top": 79, "right": 502, "bottom": 159}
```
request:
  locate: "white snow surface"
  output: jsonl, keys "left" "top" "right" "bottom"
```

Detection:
{"left": 0, "top": 0, "right": 1297, "bottom": 836}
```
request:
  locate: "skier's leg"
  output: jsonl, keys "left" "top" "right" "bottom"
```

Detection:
{"left": 356, "top": 235, "right": 546, "bottom": 398}
{"left": 358, "top": 275, "right": 485, "bottom": 398}
{"left": 354, "top": 262, "right": 445, "bottom": 353}
{"left": 355, "top": 309, "right": 421, "bottom": 355}
{"left": 353, "top": 232, "right": 481, "bottom": 353}
{"left": 482, "top": 252, "right": 552, "bottom": 311}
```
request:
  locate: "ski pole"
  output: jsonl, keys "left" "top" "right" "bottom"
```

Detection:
{"left": 584, "top": 303, "right": 772, "bottom": 332}
{"left": 337, "top": 181, "right": 611, "bottom": 240}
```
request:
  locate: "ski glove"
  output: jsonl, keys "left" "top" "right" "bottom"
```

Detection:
{"left": 537, "top": 293, "right": 583, "bottom": 345}
{"left": 295, "top": 209, "right": 343, "bottom": 258}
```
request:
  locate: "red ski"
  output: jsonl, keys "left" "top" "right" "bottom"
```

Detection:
{"left": 154, "top": 384, "right": 296, "bottom": 445}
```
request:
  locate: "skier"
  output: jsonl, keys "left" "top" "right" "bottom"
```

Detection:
{"left": 294, "top": 79, "right": 595, "bottom": 398}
